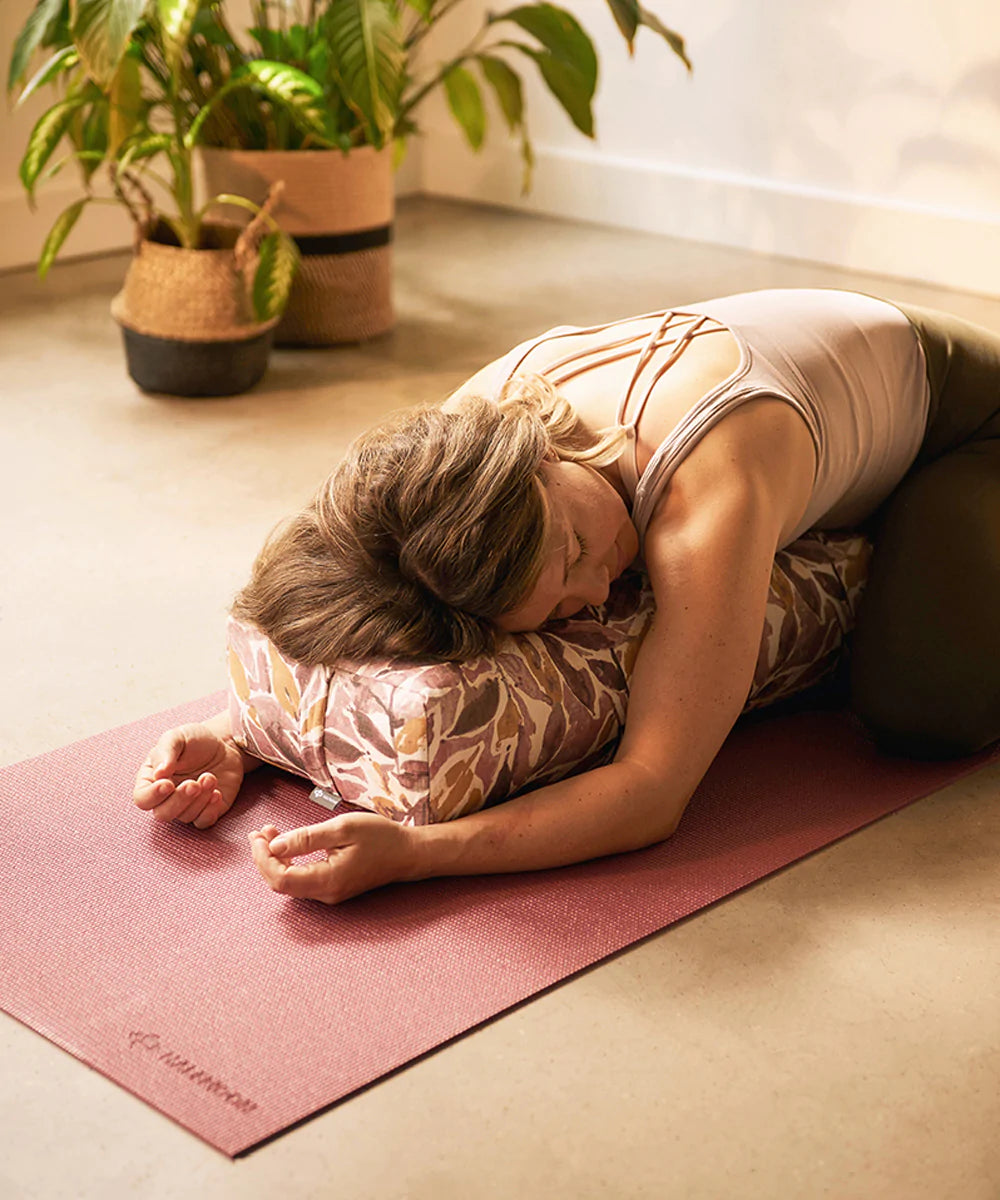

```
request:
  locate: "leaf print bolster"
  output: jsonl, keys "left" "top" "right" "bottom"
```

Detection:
{"left": 226, "top": 531, "right": 871, "bottom": 825}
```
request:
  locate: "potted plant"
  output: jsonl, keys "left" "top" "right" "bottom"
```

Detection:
{"left": 10, "top": 0, "right": 690, "bottom": 347}
{"left": 7, "top": 0, "right": 306, "bottom": 395}
{"left": 196, "top": 0, "right": 693, "bottom": 344}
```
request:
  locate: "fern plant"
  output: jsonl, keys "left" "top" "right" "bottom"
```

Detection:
{"left": 8, "top": 0, "right": 304, "bottom": 317}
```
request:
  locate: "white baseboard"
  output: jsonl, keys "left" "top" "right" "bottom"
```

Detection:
{"left": 419, "top": 132, "right": 1000, "bottom": 299}
{"left": 9, "top": 135, "right": 1000, "bottom": 296}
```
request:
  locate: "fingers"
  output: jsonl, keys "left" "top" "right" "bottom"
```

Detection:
{"left": 148, "top": 727, "right": 188, "bottom": 779}
{"left": 133, "top": 727, "right": 190, "bottom": 810}
{"left": 249, "top": 828, "right": 337, "bottom": 901}
{"left": 265, "top": 819, "right": 338, "bottom": 859}
{"left": 149, "top": 772, "right": 219, "bottom": 824}
{"left": 192, "top": 790, "right": 229, "bottom": 830}
{"left": 133, "top": 773, "right": 175, "bottom": 811}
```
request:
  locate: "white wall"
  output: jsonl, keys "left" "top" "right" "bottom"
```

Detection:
{"left": 415, "top": 0, "right": 1000, "bottom": 296}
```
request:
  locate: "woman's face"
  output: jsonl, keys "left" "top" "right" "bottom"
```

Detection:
{"left": 496, "top": 460, "right": 640, "bottom": 632}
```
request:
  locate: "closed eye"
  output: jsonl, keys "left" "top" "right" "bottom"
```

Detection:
{"left": 544, "top": 531, "right": 589, "bottom": 624}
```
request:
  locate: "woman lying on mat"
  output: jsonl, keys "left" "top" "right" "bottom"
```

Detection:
{"left": 133, "top": 288, "right": 1000, "bottom": 903}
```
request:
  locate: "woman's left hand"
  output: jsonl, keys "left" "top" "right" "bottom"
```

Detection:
{"left": 248, "top": 813, "right": 419, "bottom": 904}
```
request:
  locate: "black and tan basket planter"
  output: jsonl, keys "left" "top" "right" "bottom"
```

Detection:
{"left": 199, "top": 145, "right": 394, "bottom": 346}
{"left": 110, "top": 223, "right": 279, "bottom": 397}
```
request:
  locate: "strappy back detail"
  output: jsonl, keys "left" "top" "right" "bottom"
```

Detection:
{"left": 490, "top": 290, "right": 929, "bottom": 549}
{"left": 492, "top": 309, "right": 732, "bottom": 497}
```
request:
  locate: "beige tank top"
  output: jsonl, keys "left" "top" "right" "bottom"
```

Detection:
{"left": 492, "top": 288, "right": 930, "bottom": 546}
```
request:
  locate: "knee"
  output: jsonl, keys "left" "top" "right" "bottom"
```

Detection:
{"left": 852, "top": 683, "right": 998, "bottom": 760}
{"left": 859, "top": 717, "right": 986, "bottom": 760}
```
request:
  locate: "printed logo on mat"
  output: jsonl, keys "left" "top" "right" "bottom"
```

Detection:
{"left": 128, "top": 1031, "right": 258, "bottom": 1114}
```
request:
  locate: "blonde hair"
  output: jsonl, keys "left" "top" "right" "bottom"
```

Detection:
{"left": 231, "top": 374, "right": 628, "bottom": 663}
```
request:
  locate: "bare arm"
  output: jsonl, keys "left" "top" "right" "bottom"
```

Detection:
{"left": 406, "top": 461, "right": 782, "bottom": 880}
{"left": 252, "top": 416, "right": 797, "bottom": 902}
{"left": 246, "top": 391, "right": 817, "bottom": 904}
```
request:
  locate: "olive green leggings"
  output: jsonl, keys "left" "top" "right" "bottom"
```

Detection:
{"left": 849, "top": 302, "right": 1000, "bottom": 758}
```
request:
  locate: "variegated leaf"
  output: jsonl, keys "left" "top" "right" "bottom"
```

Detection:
{"left": 69, "top": 0, "right": 147, "bottom": 88}
{"left": 252, "top": 232, "right": 299, "bottom": 323}
{"left": 240, "top": 60, "right": 328, "bottom": 141}
{"left": 8, "top": 0, "right": 66, "bottom": 93}
{"left": 117, "top": 132, "right": 171, "bottom": 175}
{"left": 324, "top": 0, "right": 404, "bottom": 147}
{"left": 19, "top": 95, "right": 86, "bottom": 196}
{"left": 156, "top": 0, "right": 200, "bottom": 74}
{"left": 38, "top": 197, "right": 87, "bottom": 278}
{"left": 108, "top": 50, "right": 141, "bottom": 152}
{"left": 15, "top": 45, "right": 80, "bottom": 109}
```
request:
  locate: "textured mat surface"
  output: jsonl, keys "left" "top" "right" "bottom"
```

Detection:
{"left": 1, "top": 694, "right": 996, "bottom": 1156}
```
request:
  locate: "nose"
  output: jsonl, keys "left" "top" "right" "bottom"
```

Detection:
{"left": 579, "top": 561, "right": 611, "bottom": 608}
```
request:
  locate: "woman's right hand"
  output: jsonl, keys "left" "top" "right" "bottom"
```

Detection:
{"left": 133, "top": 722, "right": 248, "bottom": 829}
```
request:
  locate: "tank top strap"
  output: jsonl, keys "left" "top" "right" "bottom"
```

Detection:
{"left": 490, "top": 326, "right": 576, "bottom": 401}
{"left": 614, "top": 312, "right": 720, "bottom": 496}
{"left": 490, "top": 311, "right": 671, "bottom": 401}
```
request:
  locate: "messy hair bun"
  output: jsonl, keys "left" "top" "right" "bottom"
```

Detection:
{"left": 232, "top": 378, "right": 626, "bottom": 663}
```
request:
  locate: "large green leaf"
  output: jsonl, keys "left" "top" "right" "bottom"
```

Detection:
{"left": 491, "top": 5, "right": 597, "bottom": 94}
{"left": 478, "top": 54, "right": 533, "bottom": 192}
{"left": 80, "top": 100, "right": 109, "bottom": 179}
{"left": 323, "top": 0, "right": 404, "bottom": 147}
{"left": 605, "top": 0, "right": 638, "bottom": 53}
{"left": 14, "top": 44, "right": 79, "bottom": 108}
{"left": 443, "top": 65, "right": 485, "bottom": 150}
{"left": 636, "top": 4, "right": 692, "bottom": 72}
{"left": 38, "top": 197, "right": 88, "bottom": 278}
{"left": 478, "top": 54, "right": 523, "bottom": 132}
{"left": 252, "top": 232, "right": 299, "bottom": 322}
{"left": 187, "top": 61, "right": 328, "bottom": 146}
{"left": 286, "top": 24, "right": 309, "bottom": 63}
{"left": 108, "top": 49, "right": 141, "bottom": 151}
{"left": 8, "top": 0, "right": 67, "bottom": 93}
{"left": 37, "top": 147, "right": 103, "bottom": 185}
{"left": 70, "top": 0, "right": 148, "bottom": 88}
{"left": 502, "top": 40, "right": 594, "bottom": 137}
{"left": 156, "top": 0, "right": 201, "bottom": 74}
{"left": 19, "top": 94, "right": 88, "bottom": 196}
{"left": 116, "top": 131, "right": 171, "bottom": 175}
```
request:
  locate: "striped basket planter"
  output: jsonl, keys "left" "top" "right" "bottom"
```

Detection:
{"left": 199, "top": 146, "right": 394, "bottom": 346}
{"left": 110, "top": 222, "right": 278, "bottom": 396}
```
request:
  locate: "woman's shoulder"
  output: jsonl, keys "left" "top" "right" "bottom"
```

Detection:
{"left": 441, "top": 325, "right": 570, "bottom": 411}
{"left": 442, "top": 358, "right": 507, "bottom": 411}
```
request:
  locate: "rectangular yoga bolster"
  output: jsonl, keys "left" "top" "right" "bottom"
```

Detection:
{"left": 227, "top": 531, "right": 872, "bottom": 823}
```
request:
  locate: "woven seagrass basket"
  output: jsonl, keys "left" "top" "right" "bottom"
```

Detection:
{"left": 199, "top": 146, "right": 394, "bottom": 346}
{"left": 111, "top": 221, "right": 279, "bottom": 397}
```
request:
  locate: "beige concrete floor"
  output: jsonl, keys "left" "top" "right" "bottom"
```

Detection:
{"left": 2, "top": 197, "right": 999, "bottom": 1198}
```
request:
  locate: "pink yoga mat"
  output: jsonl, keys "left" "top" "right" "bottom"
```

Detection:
{"left": 1, "top": 693, "right": 996, "bottom": 1156}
